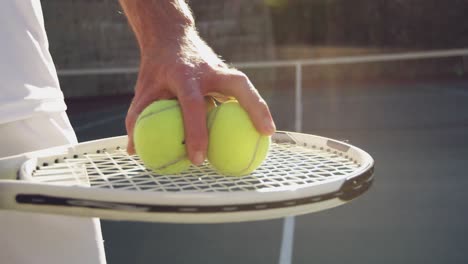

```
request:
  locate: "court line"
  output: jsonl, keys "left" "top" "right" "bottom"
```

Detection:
{"left": 279, "top": 216, "right": 296, "bottom": 264}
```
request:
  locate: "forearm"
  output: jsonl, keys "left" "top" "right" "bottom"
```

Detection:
{"left": 119, "top": 0, "right": 196, "bottom": 54}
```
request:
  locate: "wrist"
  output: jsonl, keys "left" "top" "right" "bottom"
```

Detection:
{"left": 120, "top": 0, "right": 196, "bottom": 53}
{"left": 139, "top": 27, "right": 190, "bottom": 55}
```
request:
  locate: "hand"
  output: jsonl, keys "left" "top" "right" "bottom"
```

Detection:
{"left": 125, "top": 33, "right": 276, "bottom": 166}
{"left": 119, "top": 0, "right": 276, "bottom": 166}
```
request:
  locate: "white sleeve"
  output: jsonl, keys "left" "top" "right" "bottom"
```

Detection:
{"left": 0, "top": 0, "right": 67, "bottom": 124}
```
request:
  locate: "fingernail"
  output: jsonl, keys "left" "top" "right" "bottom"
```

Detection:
{"left": 193, "top": 151, "right": 205, "bottom": 166}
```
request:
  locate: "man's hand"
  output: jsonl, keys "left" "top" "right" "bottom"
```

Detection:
{"left": 120, "top": 0, "right": 276, "bottom": 166}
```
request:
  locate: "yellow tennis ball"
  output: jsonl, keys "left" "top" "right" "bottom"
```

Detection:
{"left": 134, "top": 98, "right": 217, "bottom": 174}
{"left": 134, "top": 100, "right": 191, "bottom": 174}
{"left": 207, "top": 100, "right": 271, "bottom": 176}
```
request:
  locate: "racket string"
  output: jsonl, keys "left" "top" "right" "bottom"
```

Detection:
{"left": 31, "top": 142, "right": 361, "bottom": 192}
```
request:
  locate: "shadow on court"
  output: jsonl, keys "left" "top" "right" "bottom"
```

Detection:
{"left": 65, "top": 80, "right": 468, "bottom": 264}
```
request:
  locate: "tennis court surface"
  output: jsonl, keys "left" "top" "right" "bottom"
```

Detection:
{"left": 66, "top": 77, "right": 468, "bottom": 264}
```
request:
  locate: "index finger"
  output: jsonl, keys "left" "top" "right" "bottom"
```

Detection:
{"left": 210, "top": 69, "right": 276, "bottom": 135}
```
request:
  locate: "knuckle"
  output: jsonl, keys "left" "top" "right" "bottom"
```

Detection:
{"left": 178, "top": 87, "right": 204, "bottom": 104}
{"left": 196, "top": 64, "right": 219, "bottom": 92}
{"left": 172, "top": 63, "right": 194, "bottom": 76}
{"left": 257, "top": 98, "right": 268, "bottom": 108}
{"left": 167, "top": 64, "right": 195, "bottom": 85}
{"left": 247, "top": 98, "right": 268, "bottom": 114}
{"left": 232, "top": 71, "right": 249, "bottom": 83}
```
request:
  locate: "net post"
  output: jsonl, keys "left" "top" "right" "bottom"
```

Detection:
{"left": 295, "top": 63, "right": 303, "bottom": 133}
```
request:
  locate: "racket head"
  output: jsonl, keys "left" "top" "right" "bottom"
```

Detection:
{"left": 0, "top": 131, "right": 374, "bottom": 223}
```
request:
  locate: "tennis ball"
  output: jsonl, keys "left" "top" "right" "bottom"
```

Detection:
{"left": 134, "top": 98, "right": 217, "bottom": 174}
{"left": 134, "top": 100, "right": 191, "bottom": 174}
{"left": 207, "top": 100, "right": 271, "bottom": 176}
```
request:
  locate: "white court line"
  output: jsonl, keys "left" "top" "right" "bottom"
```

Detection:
{"left": 74, "top": 114, "right": 126, "bottom": 132}
{"left": 279, "top": 216, "right": 296, "bottom": 264}
{"left": 278, "top": 61, "right": 303, "bottom": 264}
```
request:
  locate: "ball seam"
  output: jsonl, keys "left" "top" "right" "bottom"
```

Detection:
{"left": 135, "top": 100, "right": 188, "bottom": 174}
{"left": 145, "top": 153, "right": 188, "bottom": 172}
{"left": 136, "top": 102, "right": 180, "bottom": 126}
{"left": 207, "top": 105, "right": 221, "bottom": 131}
{"left": 235, "top": 134, "right": 263, "bottom": 176}
{"left": 209, "top": 103, "right": 265, "bottom": 176}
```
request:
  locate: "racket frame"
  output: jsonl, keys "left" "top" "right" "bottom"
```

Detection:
{"left": 0, "top": 132, "right": 374, "bottom": 223}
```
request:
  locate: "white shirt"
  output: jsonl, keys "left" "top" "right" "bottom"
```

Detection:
{"left": 0, "top": 0, "right": 66, "bottom": 124}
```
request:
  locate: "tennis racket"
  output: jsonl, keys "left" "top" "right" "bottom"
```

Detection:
{"left": 0, "top": 131, "right": 374, "bottom": 223}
